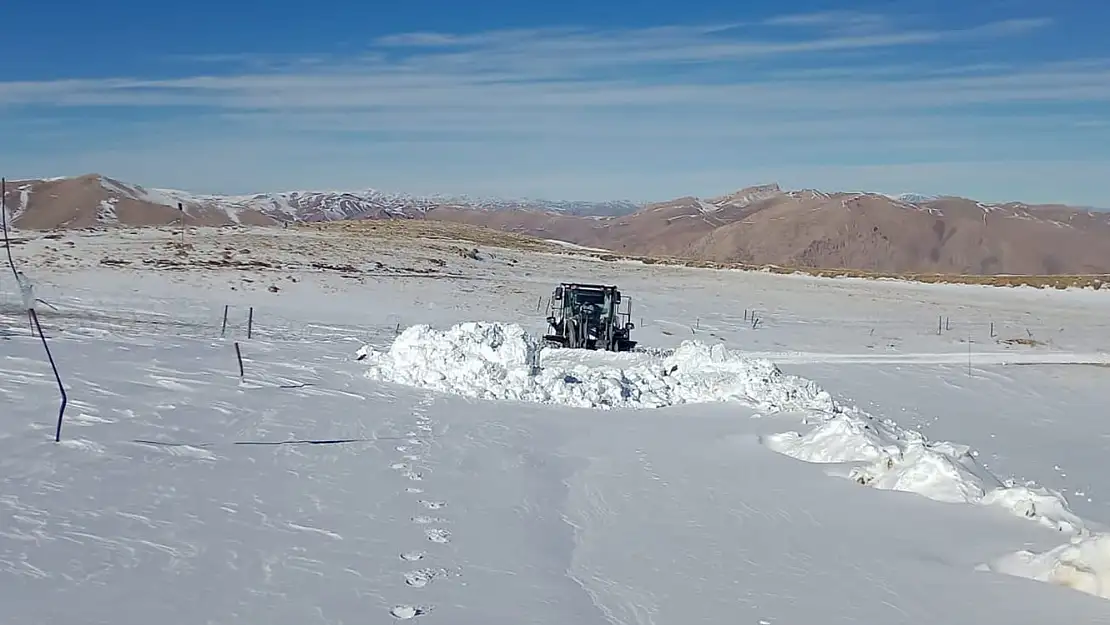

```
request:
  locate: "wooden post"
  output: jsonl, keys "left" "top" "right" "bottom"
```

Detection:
{"left": 234, "top": 342, "right": 245, "bottom": 379}
{"left": 178, "top": 202, "right": 186, "bottom": 246}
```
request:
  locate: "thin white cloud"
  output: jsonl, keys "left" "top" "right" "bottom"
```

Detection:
{"left": 374, "top": 27, "right": 587, "bottom": 47}
{"left": 761, "top": 10, "right": 894, "bottom": 33}
{"left": 0, "top": 14, "right": 1059, "bottom": 98}
{"left": 10, "top": 63, "right": 1104, "bottom": 112}
{"left": 0, "top": 13, "right": 1068, "bottom": 114}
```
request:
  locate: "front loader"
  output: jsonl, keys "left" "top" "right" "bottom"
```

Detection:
{"left": 542, "top": 283, "right": 636, "bottom": 352}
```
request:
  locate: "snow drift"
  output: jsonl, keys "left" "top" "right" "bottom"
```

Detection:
{"left": 357, "top": 322, "right": 835, "bottom": 412}
{"left": 358, "top": 321, "right": 1084, "bottom": 539}
{"left": 985, "top": 533, "right": 1110, "bottom": 600}
{"left": 765, "top": 414, "right": 1083, "bottom": 533}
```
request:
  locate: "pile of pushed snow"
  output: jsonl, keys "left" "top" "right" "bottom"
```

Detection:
{"left": 984, "top": 533, "right": 1110, "bottom": 599}
{"left": 356, "top": 322, "right": 542, "bottom": 401}
{"left": 359, "top": 322, "right": 1083, "bottom": 535}
{"left": 357, "top": 322, "right": 835, "bottom": 413}
{"left": 765, "top": 414, "right": 1084, "bottom": 533}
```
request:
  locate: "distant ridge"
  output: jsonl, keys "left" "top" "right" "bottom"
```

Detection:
{"left": 4, "top": 173, "right": 1110, "bottom": 275}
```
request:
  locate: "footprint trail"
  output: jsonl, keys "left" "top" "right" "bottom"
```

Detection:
{"left": 386, "top": 393, "right": 455, "bottom": 619}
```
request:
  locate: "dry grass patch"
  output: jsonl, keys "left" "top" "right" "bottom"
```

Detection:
{"left": 304, "top": 218, "right": 563, "bottom": 253}
{"left": 999, "top": 337, "right": 1047, "bottom": 347}
{"left": 579, "top": 253, "right": 1110, "bottom": 290}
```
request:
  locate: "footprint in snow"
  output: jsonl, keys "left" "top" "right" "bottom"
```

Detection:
{"left": 403, "top": 568, "right": 447, "bottom": 588}
{"left": 391, "top": 462, "right": 408, "bottom": 470}
{"left": 404, "top": 470, "right": 424, "bottom": 481}
{"left": 400, "top": 551, "right": 426, "bottom": 562}
{"left": 389, "top": 605, "right": 429, "bottom": 619}
{"left": 419, "top": 500, "right": 446, "bottom": 510}
{"left": 425, "top": 528, "right": 451, "bottom": 543}
{"left": 411, "top": 515, "right": 447, "bottom": 525}
{"left": 406, "top": 487, "right": 424, "bottom": 494}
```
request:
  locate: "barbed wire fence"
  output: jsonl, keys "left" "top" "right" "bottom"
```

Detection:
{"left": 0, "top": 296, "right": 405, "bottom": 348}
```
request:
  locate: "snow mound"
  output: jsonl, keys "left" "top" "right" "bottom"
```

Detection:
{"left": 764, "top": 414, "right": 897, "bottom": 464}
{"left": 358, "top": 322, "right": 835, "bottom": 412}
{"left": 357, "top": 322, "right": 543, "bottom": 401}
{"left": 360, "top": 322, "right": 1082, "bottom": 535}
{"left": 765, "top": 413, "right": 1083, "bottom": 533}
{"left": 985, "top": 533, "right": 1110, "bottom": 599}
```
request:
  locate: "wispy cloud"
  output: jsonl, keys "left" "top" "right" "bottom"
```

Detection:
{"left": 0, "top": 10, "right": 1105, "bottom": 204}
{"left": 0, "top": 13, "right": 1065, "bottom": 112}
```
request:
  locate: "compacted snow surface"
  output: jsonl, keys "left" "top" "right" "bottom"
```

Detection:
{"left": 5, "top": 226, "right": 1110, "bottom": 624}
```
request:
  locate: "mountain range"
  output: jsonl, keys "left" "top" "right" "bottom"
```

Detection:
{"left": 3, "top": 173, "right": 1109, "bottom": 276}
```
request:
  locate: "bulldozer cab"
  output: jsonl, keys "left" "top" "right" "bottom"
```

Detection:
{"left": 544, "top": 283, "right": 636, "bottom": 352}
{"left": 561, "top": 285, "right": 604, "bottom": 318}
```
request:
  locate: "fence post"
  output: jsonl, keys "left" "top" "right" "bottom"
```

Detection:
{"left": 247, "top": 307, "right": 254, "bottom": 339}
{"left": 221, "top": 305, "right": 229, "bottom": 337}
{"left": 234, "top": 342, "right": 245, "bottom": 379}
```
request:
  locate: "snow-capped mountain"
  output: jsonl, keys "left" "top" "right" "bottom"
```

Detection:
{"left": 1, "top": 174, "right": 644, "bottom": 229}
{"left": 889, "top": 192, "right": 941, "bottom": 203}
{"left": 710, "top": 183, "right": 787, "bottom": 209}
{"left": 136, "top": 180, "right": 642, "bottom": 222}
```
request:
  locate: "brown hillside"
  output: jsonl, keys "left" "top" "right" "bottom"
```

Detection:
{"left": 5, "top": 174, "right": 1110, "bottom": 276}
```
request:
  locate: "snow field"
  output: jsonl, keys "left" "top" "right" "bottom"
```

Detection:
{"left": 3, "top": 326, "right": 611, "bottom": 623}
{"left": 7, "top": 226, "right": 1110, "bottom": 621}
{"left": 359, "top": 320, "right": 1110, "bottom": 600}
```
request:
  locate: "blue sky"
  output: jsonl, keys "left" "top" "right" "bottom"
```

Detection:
{"left": 2, "top": 0, "right": 1108, "bottom": 205}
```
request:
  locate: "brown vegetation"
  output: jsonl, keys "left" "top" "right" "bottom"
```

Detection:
{"left": 309, "top": 218, "right": 1110, "bottom": 290}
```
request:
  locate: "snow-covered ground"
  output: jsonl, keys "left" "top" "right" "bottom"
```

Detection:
{"left": 5, "top": 225, "right": 1110, "bottom": 624}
